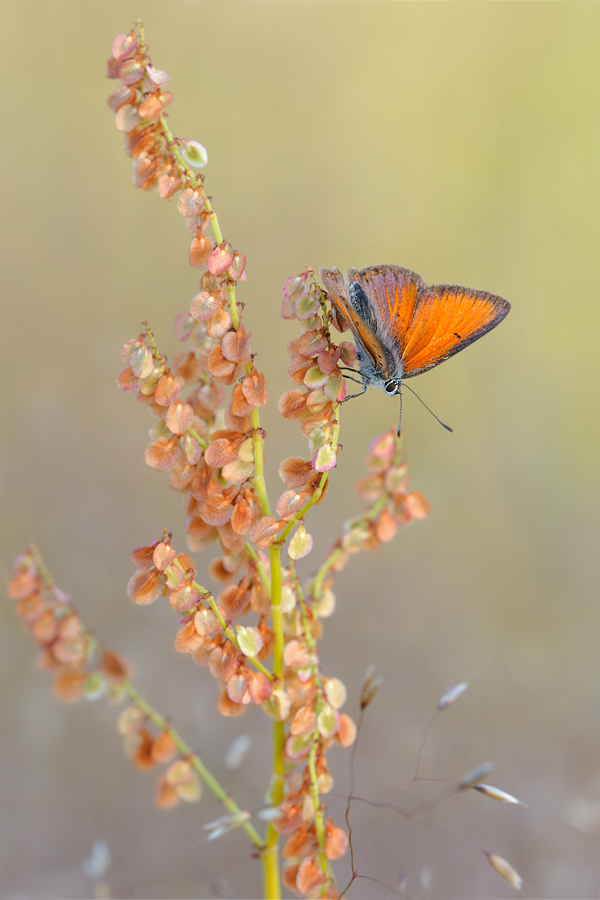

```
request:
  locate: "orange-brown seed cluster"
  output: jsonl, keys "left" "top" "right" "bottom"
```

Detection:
{"left": 279, "top": 270, "right": 356, "bottom": 474}
{"left": 117, "top": 705, "right": 201, "bottom": 808}
{"left": 127, "top": 535, "right": 273, "bottom": 716}
{"left": 351, "top": 431, "right": 430, "bottom": 548}
{"left": 8, "top": 552, "right": 129, "bottom": 702}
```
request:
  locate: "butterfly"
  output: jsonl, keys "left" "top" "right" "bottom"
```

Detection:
{"left": 320, "top": 264, "right": 510, "bottom": 435}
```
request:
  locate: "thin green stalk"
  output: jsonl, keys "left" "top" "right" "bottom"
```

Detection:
{"left": 245, "top": 541, "right": 271, "bottom": 594}
{"left": 28, "top": 545, "right": 265, "bottom": 849}
{"left": 170, "top": 561, "right": 273, "bottom": 680}
{"left": 308, "top": 738, "right": 329, "bottom": 873}
{"left": 122, "top": 682, "right": 264, "bottom": 848}
{"left": 251, "top": 407, "right": 271, "bottom": 516}
{"left": 292, "top": 565, "right": 329, "bottom": 874}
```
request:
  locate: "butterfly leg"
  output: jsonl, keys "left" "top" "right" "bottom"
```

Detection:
{"left": 341, "top": 381, "right": 369, "bottom": 403}
{"left": 337, "top": 366, "right": 364, "bottom": 386}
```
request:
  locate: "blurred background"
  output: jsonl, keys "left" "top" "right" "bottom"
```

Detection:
{"left": 1, "top": 1, "right": 598, "bottom": 898}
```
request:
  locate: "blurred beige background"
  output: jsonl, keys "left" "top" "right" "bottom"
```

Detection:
{"left": 1, "top": 1, "right": 598, "bottom": 898}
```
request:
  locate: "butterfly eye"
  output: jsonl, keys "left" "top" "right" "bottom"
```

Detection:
{"left": 384, "top": 380, "right": 400, "bottom": 396}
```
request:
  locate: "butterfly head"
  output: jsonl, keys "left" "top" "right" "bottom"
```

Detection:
{"left": 383, "top": 379, "right": 402, "bottom": 396}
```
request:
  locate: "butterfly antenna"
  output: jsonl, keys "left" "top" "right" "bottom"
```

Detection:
{"left": 402, "top": 383, "right": 453, "bottom": 433}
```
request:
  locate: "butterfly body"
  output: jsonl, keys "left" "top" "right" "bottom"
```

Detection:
{"left": 320, "top": 264, "right": 510, "bottom": 433}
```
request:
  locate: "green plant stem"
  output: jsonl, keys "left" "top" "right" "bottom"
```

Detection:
{"left": 308, "top": 738, "right": 329, "bottom": 873}
{"left": 250, "top": 407, "right": 271, "bottom": 516}
{"left": 245, "top": 541, "right": 271, "bottom": 594}
{"left": 122, "top": 682, "right": 265, "bottom": 848}
{"left": 170, "top": 559, "right": 273, "bottom": 680}
{"left": 292, "top": 567, "right": 328, "bottom": 873}
{"left": 263, "top": 539, "right": 285, "bottom": 900}
{"left": 312, "top": 545, "right": 345, "bottom": 602}
{"left": 28, "top": 545, "right": 265, "bottom": 849}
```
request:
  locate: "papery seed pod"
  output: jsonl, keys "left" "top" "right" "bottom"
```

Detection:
{"left": 132, "top": 156, "right": 161, "bottom": 190}
{"left": 283, "top": 825, "right": 319, "bottom": 861}
{"left": 127, "top": 568, "right": 165, "bottom": 605}
{"left": 118, "top": 60, "right": 146, "bottom": 85}
{"left": 151, "top": 729, "right": 177, "bottom": 764}
{"left": 112, "top": 33, "right": 138, "bottom": 62}
{"left": 325, "top": 821, "right": 348, "bottom": 860}
{"left": 317, "top": 705, "right": 339, "bottom": 738}
{"left": 278, "top": 389, "right": 308, "bottom": 420}
{"left": 117, "top": 705, "right": 144, "bottom": 736}
{"left": 189, "top": 237, "right": 214, "bottom": 270}
{"left": 156, "top": 775, "right": 180, "bottom": 809}
{"left": 144, "top": 436, "right": 183, "bottom": 472}
{"left": 324, "top": 678, "right": 347, "bottom": 710}
{"left": 108, "top": 83, "right": 136, "bottom": 112}
{"left": 208, "top": 641, "right": 239, "bottom": 681}
{"left": 133, "top": 729, "right": 156, "bottom": 771}
{"left": 248, "top": 670, "right": 272, "bottom": 704}
{"left": 285, "top": 733, "right": 312, "bottom": 760}
{"left": 179, "top": 140, "right": 208, "bottom": 169}
{"left": 313, "top": 443, "right": 337, "bottom": 472}
{"left": 177, "top": 188, "right": 206, "bottom": 217}
{"left": 32, "top": 609, "right": 59, "bottom": 643}
{"left": 236, "top": 626, "right": 263, "bottom": 658}
{"left": 288, "top": 525, "right": 313, "bottom": 560}
{"left": 283, "top": 640, "right": 313, "bottom": 670}
{"left": 138, "top": 91, "right": 172, "bottom": 120}
{"left": 226, "top": 672, "right": 249, "bottom": 704}
{"left": 229, "top": 252, "right": 247, "bottom": 281}
{"left": 276, "top": 490, "right": 307, "bottom": 520}
{"left": 295, "top": 857, "right": 327, "bottom": 894}
{"left": 154, "top": 373, "right": 183, "bottom": 406}
{"left": 262, "top": 688, "right": 291, "bottom": 721}
{"left": 169, "top": 584, "right": 199, "bottom": 613}
{"left": 290, "top": 706, "right": 317, "bottom": 737}
{"left": 282, "top": 272, "right": 312, "bottom": 304}
{"left": 208, "top": 242, "right": 233, "bottom": 276}
{"left": 334, "top": 713, "right": 357, "bottom": 748}
{"left": 206, "top": 345, "right": 238, "bottom": 381}
{"left": 157, "top": 174, "right": 181, "bottom": 199}
{"left": 101, "top": 650, "right": 130, "bottom": 682}
{"left": 374, "top": 509, "right": 397, "bottom": 543}
{"left": 403, "top": 491, "right": 430, "bottom": 520}
{"left": 176, "top": 771, "right": 202, "bottom": 802}
{"left": 218, "top": 690, "right": 248, "bottom": 718}
{"left": 221, "top": 328, "right": 252, "bottom": 363}
{"left": 241, "top": 370, "right": 267, "bottom": 406}
{"left": 53, "top": 669, "right": 86, "bottom": 703}
{"left": 279, "top": 457, "right": 314, "bottom": 489}
{"left": 251, "top": 516, "right": 285, "bottom": 549}
{"left": 193, "top": 606, "right": 221, "bottom": 636}
{"left": 152, "top": 540, "right": 177, "bottom": 571}
{"left": 174, "top": 619, "right": 205, "bottom": 653}
{"left": 198, "top": 493, "right": 234, "bottom": 527}
{"left": 144, "top": 64, "right": 170, "bottom": 89}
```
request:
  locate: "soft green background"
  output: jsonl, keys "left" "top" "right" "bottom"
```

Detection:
{"left": 1, "top": 1, "right": 598, "bottom": 898}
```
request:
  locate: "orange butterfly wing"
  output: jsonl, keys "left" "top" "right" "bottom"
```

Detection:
{"left": 320, "top": 267, "right": 393, "bottom": 379}
{"left": 348, "top": 265, "right": 426, "bottom": 356}
{"left": 321, "top": 265, "right": 510, "bottom": 385}
{"left": 401, "top": 286, "right": 511, "bottom": 378}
